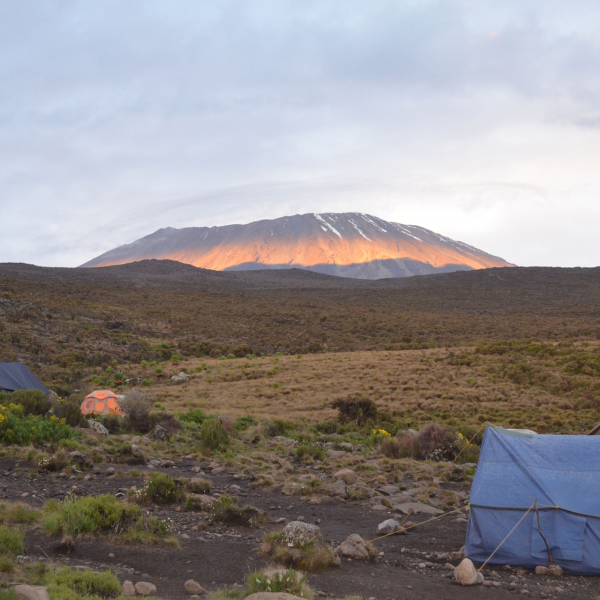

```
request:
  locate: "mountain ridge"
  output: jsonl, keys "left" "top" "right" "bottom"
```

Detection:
{"left": 81, "top": 212, "right": 513, "bottom": 279}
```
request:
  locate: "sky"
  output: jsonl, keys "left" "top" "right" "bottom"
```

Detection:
{"left": 1, "top": 0, "right": 600, "bottom": 268}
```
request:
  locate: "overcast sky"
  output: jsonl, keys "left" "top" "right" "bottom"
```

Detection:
{"left": 1, "top": 0, "right": 599, "bottom": 268}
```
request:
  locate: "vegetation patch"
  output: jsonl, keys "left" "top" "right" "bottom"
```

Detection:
{"left": 0, "top": 402, "right": 74, "bottom": 446}
{"left": 133, "top": 472, "right": 186, "bottom": 505}
{"left": 209, "top": 495, "right": 264, "bottom": 527}
{"left": 260, "top": 531, "right": 337, "bottom": 570}
{"left": 43, "top": 494, "right": 176, "bottom": 545}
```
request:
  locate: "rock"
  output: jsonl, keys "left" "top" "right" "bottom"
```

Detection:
{"left": 91, "top": 467, "right": 101, "bottom": 475}
{"left": 149, "top": 424, "right": 170, "bottom": 441}
{"left": 326, "top": 449, "right": 347, "bottom": 459}
{"left": 68, "top": 451, "right": 91, "bottom": 468}
{"left": 393, "top": 502, "right": 443, "bottom": 516}
{"left": 245, "top": 594, "right": 305, "bottom": 600}
{"left": 339, "top": 534, "right": 376, "bottom": 561}
{"left": 454, "top": 558, "right": 478, "bottom": 586}
{"left": 377, "top": 518, "right": 403, "bottom": 535}
{"left": 334, "top": 469, "right": 357, "bottom": 485}
{"left": 171, "top": 372, "right": 192, "bottom": 384}
{"left": 135, "top": 581, "right": 157, "bottom": 596}
{"left": 476, "top": 572, "right": 484, "bottom": 584}
{"left": 211, "top": 467, "right": 225, "bottom": 475}
{"left": 281, "top": 521, "right": 323, "bottom": 547}
{"left": 185, "top": 579, "right": 205, "bottom": 595}
{"left": 14, "top": 585, "right": 50, "bottom": 600}
{"left": 88, "top": 420, "right": 109, "bottom": 436}
{"left": 548, "top": 565, "right": 563, "bottom": 577}
{"left": 104, "top": 467, "right": 115, "bottom": 477}
{"left": 122, "top": 581, "right": 136, "bottom": 597}
{"left": 323, "top": 481, "right": 347, "bottom": 498}
{"left": 376, "top": 485, "right": 400, "bottom": 496}
{"left": 535, "top": 566, "right": 549, "bottom": 575}
{"left": 130, "top": 445, "right": 146, "bottom": 462}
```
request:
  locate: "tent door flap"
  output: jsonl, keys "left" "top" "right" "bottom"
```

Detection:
{"left": 531, "top": 511, "right": 586, "bottom": 562}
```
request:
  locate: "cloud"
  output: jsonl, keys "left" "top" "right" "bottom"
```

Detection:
{"left": 1, "top": 0, "right": 599, "bottom": 268}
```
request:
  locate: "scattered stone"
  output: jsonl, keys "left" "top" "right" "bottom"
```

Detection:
{"left": 184, "top": 579, "right": 205, "bottom": 595}
{"left": 281, "top": 521, "right": 323, "bottom": 547}
{"left": 135, "top": 581, "right": 157, "bottom": 596}
{"left": 377, "top": 518, "right": 403, "bottom": 535}
{"left": 535, "top": 566, "right": 548, "bottom": 575}
{"left": 323, "top": 481, "right": 347, "bottom": 498}
{"left": 171, "top": 372, "right": 192, "bottom": 384}
{"left": 14, "top": 585, "right": 50, "bottom": 600}
{"left": 191, "top": 466, "right": 202, "bottom": 473}
{"left": 548, "top": 565, "right": 564, "bottom": 577}
{"left": 88, "top": 420, "right": 109, "bottom": 436}
{"left": 130, "top": 445, "right": 146, "bottom": 463}
{"left": 104, "top": 467, "right": 115, "bottom": 477}
{"left": 393, "top": 502, "right": 443, "bottom": 516}
{"left": 149, "top": 424, "right": 170, "bottom": 441}
{"left": 334, "top": 469, "right": 357, "bottom": 485}
{"left": 377, "top": 485, "right": 400, "bottom": 496}
{"left": 211, "top": 467, "right": 225, "bottom": 475}
{"left": 454, "top": 558, "right": 479, "bottom": 585}
{"left": 108, "top": 553, "right": 115, "bottom": 559}
{"left": 122, "top": 581, "right": 136, "bottom": 597}
{"left": 338, "top": 534, "right": 376, "bottom": 561}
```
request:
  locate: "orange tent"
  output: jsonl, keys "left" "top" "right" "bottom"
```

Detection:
{"left": 80, "top": 390, "right": 126, "bottom": 416}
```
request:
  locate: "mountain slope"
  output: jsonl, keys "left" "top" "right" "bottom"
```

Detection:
{"left": 81, "top": 212, "right": 513, "bottom": 278}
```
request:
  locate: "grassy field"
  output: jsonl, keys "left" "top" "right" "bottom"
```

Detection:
{"left": 98, "top": 339, "right": 600, "bottom": 434}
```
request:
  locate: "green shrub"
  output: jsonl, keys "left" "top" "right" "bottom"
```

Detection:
{"left": 43, "top": 494, "right": 173, "bottom": 544}
{"left": 0, "top": 404, "right": 74, "bottom": 446}
{"left": 200, "top": 418, "right": 229, "bottom": 451}
{"left": 0, "top": 587, "right": 16, "bottom": 600}
{"left": 186, "top": 477, "right": 211, "bottom": 494}
{"left": 136, "top": 472, "right": 185, "bottom": 505}
{"left": 44, "top": 566, "right": 124, "bottom": 600}
{"left": 0, "top": 502, "right": 41, "bottom": 525}
{"left": 8, "top": 389, "right": 48, "bottom": 416}
{"left": 0, "top": 525, "right": 25, "bottom": 557}
{"left": 210, "top": 496, "right": 262, "bottom": 526}
{"left": 296, "top": 444, "right": 326, "bottom": 462}
{"left": 260, "top": 531, "right": 336, "bottom": 570}
{"left": 246, "top": 569, "right": 312, "bottom": 599}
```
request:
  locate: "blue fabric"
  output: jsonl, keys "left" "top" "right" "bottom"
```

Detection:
{"left": 466, "top": 426, "right": 600, "bottom": 574}
{"left": 0, "top": 363, "right": 49, "bottom": 394}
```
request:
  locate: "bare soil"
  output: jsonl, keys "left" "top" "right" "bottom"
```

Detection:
{"left": 3, "top": 458, "right": 599, "bottom": 600}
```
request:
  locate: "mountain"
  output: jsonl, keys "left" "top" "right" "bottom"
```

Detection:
{"left": 80, "top": 212, "right": 513, "bottom": 278}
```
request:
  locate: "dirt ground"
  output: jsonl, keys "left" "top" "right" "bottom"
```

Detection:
{"left": 3, "top": 457, "right": 600, "bottom": 600}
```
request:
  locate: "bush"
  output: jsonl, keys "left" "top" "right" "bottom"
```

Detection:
{"left": 210, "top": 496, "right": 263, "bottom": 526}
{"left": 121, "top": 390, "right": 152, "bottom": 433}
{"left": 246, "top": 569, "right": 313, "bottom": 599}
{"left": 0, "top": 404, "right": 74, "bottom": 446}
{"left": 180, "top": 409, "right": 207, "bottom": 425}
{"left": 296, "top": 444, "right": 326, "bottom": 462}
{"left": 380, "top": 437, "right": 404, "bottom": 458}
{"left": 332, "top": 395, "right": 377, "bottom": 425}
{"left": 44, "top": 566, "right": 124, "bottom": 600}
{"left": 52, "top": 401, "right": 85, "bottom": 427}
{"left": 97, "top": 413, "right": 122, "bottom": 434}
{"left": 260, "top": 531, "right": 336, "bottom": 570}
{"left": 200, "top": 418, "right": 229, "bottom": 451}
{"left": 43, "top": 494, "right": 173, "bottom": 544}
{"left": 186, "top": 477, "right": 211, "bottom": 494}
{"left": 391, "top": 424, "right": 459, "bottom": 461}
{"left": 0, "top": 525, "right": 24, "bottom": 557}
{"left": 263, "top": 418, "right": 295, "bottom": 437}
{"left": 135, "top": 472, "right": 185, "bottom": 505}
{"left": 7, "top": 389, "right": 48, "bottom": 416}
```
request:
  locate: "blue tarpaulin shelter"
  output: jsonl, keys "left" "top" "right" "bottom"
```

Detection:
{"left": 0, "top": 363, "right": 49, "bottom": 394}
{"left": 466, "top": 426, "right": 600, "bottom": 574}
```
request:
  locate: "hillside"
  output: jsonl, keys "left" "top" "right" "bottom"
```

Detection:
{"left": 1, "top": 260, "right": 599, "bottom": 393}
{"left": 80, "top": 213, "right": 513, "bottom": 279}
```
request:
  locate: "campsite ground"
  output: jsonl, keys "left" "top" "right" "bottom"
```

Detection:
{"left": 2, "top": 262, "right": 600, "bottom": 599}
{"left": 2, "top": 456, "right": 600, "bottom": 600}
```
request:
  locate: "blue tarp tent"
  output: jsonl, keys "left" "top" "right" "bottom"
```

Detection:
{"left": 0, "top": 363, "right": 49, "bottom": 394}
{"left": 466, "top": 426, "right": 600, "bottom": 574}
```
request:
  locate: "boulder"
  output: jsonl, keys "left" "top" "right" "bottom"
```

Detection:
{"left": 548, "top": 565, "right": 564, "bottom": 577}
{"left": 323, "top": 481, "right": 347, "bottom": 498}
{"left": 376, "top": 485, "right": 400, "bottom": 496}
{"left": 171, "top": 372, "right": 192, "bottom": 384}
{"left": 88, "top": 420, "right": 109, "bottom": 437}
{"left": 454, "top": 558, "right": 478, "bottom": 585}
{"left": 334, "top": 469, "right": 357, "bottom": 485}
{"left": 149, "top": 424, "right": 170, "bottom": 441}
{"left": 14, "top": 585, "right": 50, "bottom": 600}
{"left": 122, "top": 580, "right": 136, "bottom": 597}
{"left": 339, "top": 534, "right": 376, "bottom": 561}
{"left": 281, "top": 521, "right": 323, "bottom": 548}
{"left": 535, "top": 566, "right": 548, "bottom": 575}
{"left": 377, "top": 519, "right": 403, "bottom": 535}
{"left": 135, "top": 581, "right": 157, "bottom": 596}
{"left": 184, "top": 579, "right": 205, "bottom": 595}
